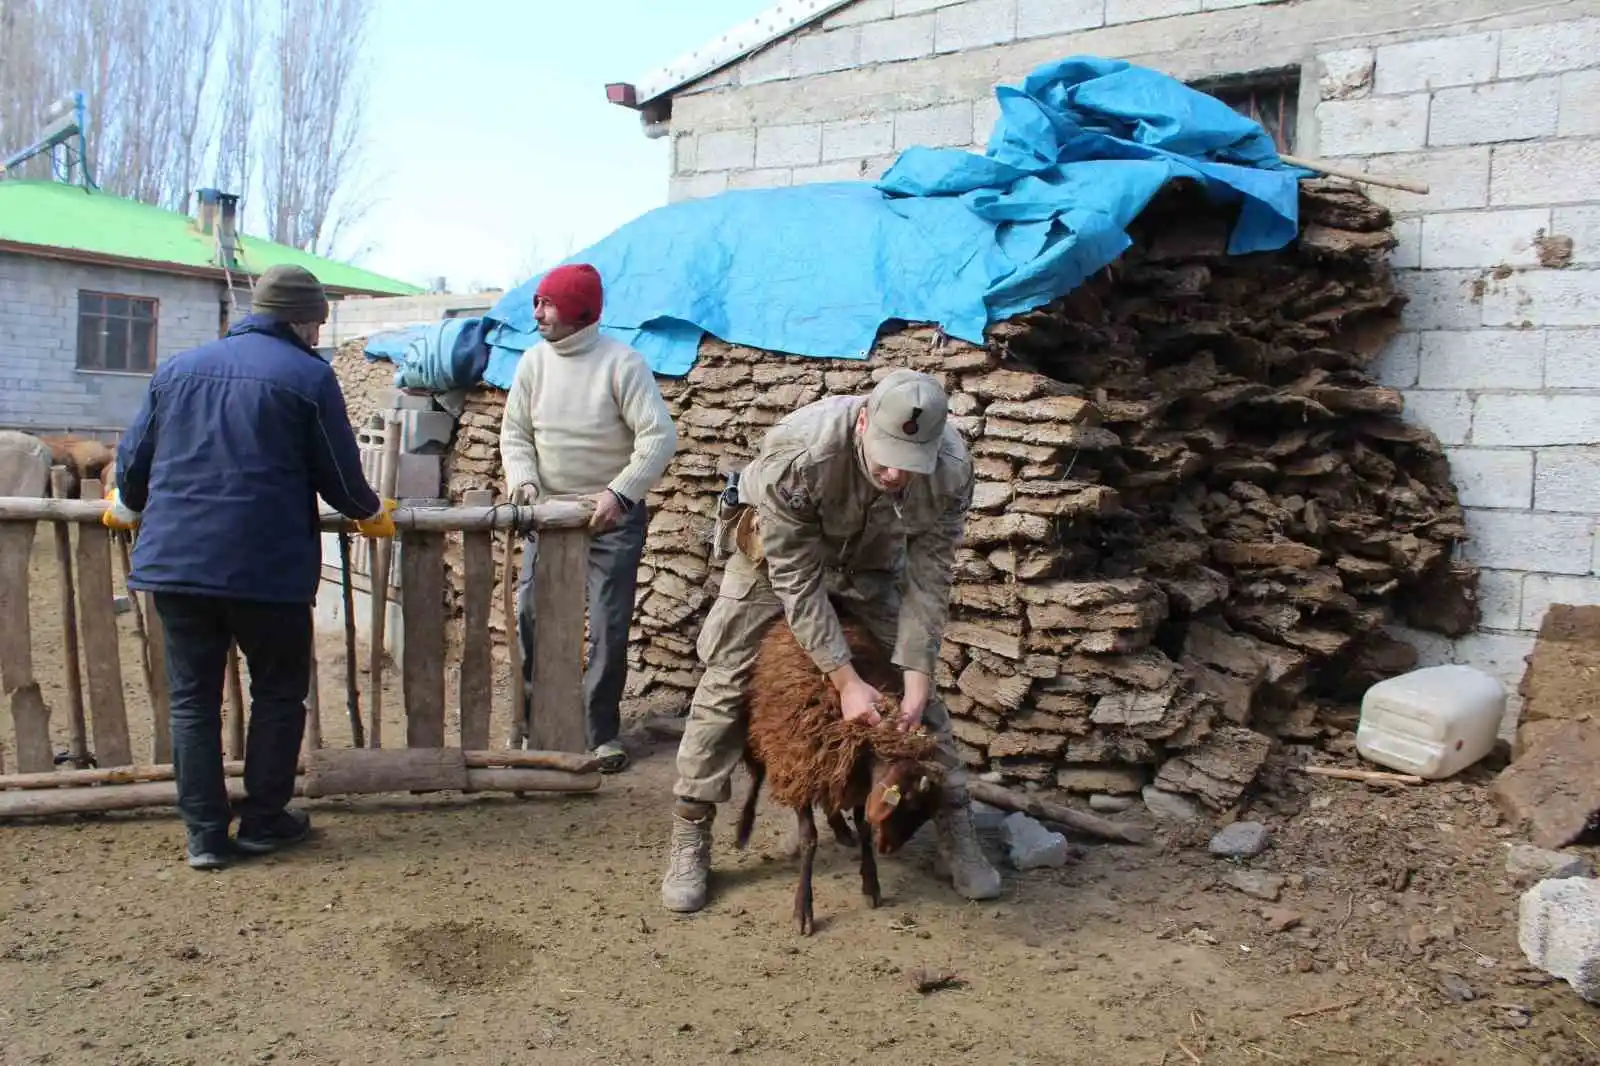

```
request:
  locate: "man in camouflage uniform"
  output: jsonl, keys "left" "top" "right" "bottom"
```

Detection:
{"left": 660, "top": 369, "right": 1002, "bottom": 914}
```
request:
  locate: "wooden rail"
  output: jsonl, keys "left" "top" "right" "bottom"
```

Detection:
{"left": 0, "top": 476, "right": 602, "bottom": 815}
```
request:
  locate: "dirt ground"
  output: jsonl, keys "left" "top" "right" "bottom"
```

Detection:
{"left": 3, "top": 535, "right": 1598, "bottom": 1066}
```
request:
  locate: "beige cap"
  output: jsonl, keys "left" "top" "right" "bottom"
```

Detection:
{"left": 863, "top": 369, "right": 949, "bottom": 476}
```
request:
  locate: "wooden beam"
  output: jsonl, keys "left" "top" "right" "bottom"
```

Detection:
{"left": 142, "top": 590, "right": 171, "bottom": 763}
{"left": 529, "top": 528, "right": 590, "bottom": 754}
{"left": 49, "top": 467, "right": 90, "bottom": 769}
{"left": 0, "top": 498, "right": 596, "bottom": 532}
{"left": 74, "top": 479, "right": 132, "bottom": 768}
{"left": 366, "top": 419, "right": 402, "bottom": 747}
{"left": 458, "top": 489, "right": 494, "bottom": 750}
{"left": 502, "top": 527, "right": 526, "bottom": 748}
{"left": 400, "top": 529, "right": 447, "bottom": 748}
{"left": 0, "top": 522, "right": 50, "bottom": 773}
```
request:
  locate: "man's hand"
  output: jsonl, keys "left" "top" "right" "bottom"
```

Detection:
{"left": 513, "top": 482, "right": 538, "bottom": 506}
{"left": 355, "top": 498, "right": 398, "bottom": 538}
{"left": 101, "top": 488, "right": 140, "bottom": 531}
{"left": 829, "top": 664, "right": 883, "bottom": 726}
{"left": 588, "top": 489, "right": 624, "bottom": 533}
{"left": 899, "top": 669, "right": 932, "bottom": 732}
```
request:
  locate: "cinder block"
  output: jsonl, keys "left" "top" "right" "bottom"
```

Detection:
{"left": 1463, "top": 508, "right": 1596, "bottom": 575}
{"left": 382, "top": 389, "right": 436, "bottom": 412}
{"left": 1551, "top": 207, "right": 1600, "bottom": 267}
{"left": 1392, "top": 217, "right": 1421, "bottom": 269}
{"left": 1518, "top": 877, "right": 1600, "bottom": 1004}
{"left": 1418, "top": 329, "right": 1545, "bottom": 390}
{"left": 1535, "top": 447, "right": 1600, "bottom": 513}
{"left": 1492, "top": 140, "right": 1600, "bottom": 207}
{"left": 859, "top": 12, "right": 935, "bottom": 62}
{"left": 895, "top": 0, "right": 959, "bottom": 14}
{"left": 738, "top": 40, "right": 794, "bottom": 86}
{"left": 668, "top": 171, "right": 729, "bottom": 203}
{"left": 1400, "top": 388, "right": 1472, "bottom": 446}
{"left": 673, "top": 134, "right": 697, "bottom": 175}
{"left": 825, "top": 0, "right": 894, "bottom": 28}
{"left": 756, "top": 124, "right": 823, "bottom": 168}
{"left": 1315, "top": 94, "right": 1430, "bottom": 156}
{"left": 894, "top": 102, "right": 976, "bottom": 149}
{"left": 1106, "top": 0, "right": 1199, "bottom": 25}
{"left": 1544, "top": 328, "right": 1600, "bottom": 387}
{"left": 1475, "top": 569, "right": 1525, "bottom": 632}
{"left": 1473, "top": 394, "right": 1600, "bottom": 448}
{"left": 1521, "top": 572, "right": 1600, "bottom": 630}
{"left": 1202, "top": 0, "right": 1278, "bottom": 8}
{"left": 393, "top": 453, "right": 443, "bottom": 499}
{"left": 1482, "top": 270, "right": 1600, "bottom": 328}
{"left": 1363, "top": 147, "right": 1491, "bottom": 214}
{"left": 1397, "top": 270, "right": 1483, "bottom": 331}
{"left": 793, "top": 160, "right": 869, "bottom": 184}
{"left": 973, "top": 93, "right": 1001, "bottom": 147}
{"left": 791, "top": 27, "right": 860, "bottom": 77}
{"left": 1017, "top": 0, "right": 1102, "bottom": 38}
{"left": 1499, "top": 16, "right": 1600, "bottom": 79}
{"left": 935, "top": 0, "right": 1016, "bottom": 52}
{"left": 1429, "top": 79, "right": 1560, "bottom": 148}
{"left": 822, "top": 118, "right": 895, "bottom": 161}
{"left": 1420, "top": 209, "right": 1551, "bottom": 270}
{"left": 1559, "top": 69, "right": 1600, "bottom": 138}
{"left": 728, "top": 168, "right": 794, "bottom": 189}
{"left": 1371, "top": 331, "right": 1420, "bottom": 387}
{"left": 1452, "top": 633, "right": 1537, "bottom": 700}
{"left": 1373, "top": 32, "right": 1498, "bottom": 96}
{"left": 1444, "top": 447, "right": 1535, "bottom": 509}
{"left": 696, "top": 129, "right": 756, "bottom": 172}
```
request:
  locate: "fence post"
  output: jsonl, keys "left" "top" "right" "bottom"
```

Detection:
{"left": 0, "top": 517, "right": 50, "bottom": 773}
{"left": 75, "top": 479, "right": 132, "bottom": 768}
{"left": 400, "top": 528, "right": 446, "bottom": 748}
{"left": 458, "top": 489, "right": 494, "bottom": 750}
{"left": 528, "top": 527, "right": 589, "bottom": 754}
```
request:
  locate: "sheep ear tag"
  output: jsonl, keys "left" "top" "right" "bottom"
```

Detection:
{"left": 917, "top": 775, "right": 931, "bottom": 793}
{"left": 882, "top": 785, "right": 902, "bottom": 809}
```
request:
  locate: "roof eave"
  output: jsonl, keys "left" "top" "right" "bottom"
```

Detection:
{"left": 0, "top": 238, "right": 417, "bottom": 298}
{"left": 605, "top": 0, "right": 857, "bottom": 115}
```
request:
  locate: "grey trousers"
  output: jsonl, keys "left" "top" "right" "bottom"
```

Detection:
{"left": 517, "top": 498, "right": 647, "bottom": 749}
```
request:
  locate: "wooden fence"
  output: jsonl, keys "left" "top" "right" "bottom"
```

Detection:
{"left": 0, "top": 477, "right": 604, "bottom": 818}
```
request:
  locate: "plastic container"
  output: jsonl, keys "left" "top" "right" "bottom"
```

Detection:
{"left": 1355, "top": 664, "right": 1507, "bottom": 779}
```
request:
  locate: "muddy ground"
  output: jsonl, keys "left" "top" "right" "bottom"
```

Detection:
{"left": 2, "top": 535, "right": 1598, "bottom": 1066}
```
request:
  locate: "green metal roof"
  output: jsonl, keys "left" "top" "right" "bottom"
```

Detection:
{"left": 0, "top": 179, "right": 423, "bottom": 295}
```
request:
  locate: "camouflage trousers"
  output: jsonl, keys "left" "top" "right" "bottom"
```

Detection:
{"left": 671, "top": 551, "right": 968, "bottom": 807}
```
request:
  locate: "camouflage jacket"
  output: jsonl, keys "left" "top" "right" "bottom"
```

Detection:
{"left": 738, "top": 394, "right": 973, "bottom": 678}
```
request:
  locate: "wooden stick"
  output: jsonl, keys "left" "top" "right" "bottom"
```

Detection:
{"left": 114, "top": 532, "right": 157, "bottom": 724}
{"left": 0, "top": 748, "right": 598, "bottom": 790}
{"left": 0, "top": 497, "right": 595, "bottom": 532}
{"left": 502, "top": 525, "right": 527, "bottom": 748}
{"left": 1301, "top": 765, "right": 1424, "bottom": 784}
{"left": 366, "top": 418, "right": 402, "bottom": 748}
{"left": 337, "top": 529, "right": 364, "bottom": 748}
{"left": 48, "top": 467, "right": 90, "bottom": 769}
{"left": 225, "top": 642, "right": 245, "bottom": 760}
{"left": 142, "top": 589, "right": 171, "bottom": 764}
{"left": 0, "top": 522, "right": 50, "bottom": 773}
{"left": 74, "top": 479, "right": 131, "bottom": 768}
{"left": 1279, "top": 152, "right": 1430, "bottom": 195}
{"left": 304, "top": 628, "right": 322, "bottom": 754}
{"left": 967, "top": 779, "right": 1152, "bottom": 845}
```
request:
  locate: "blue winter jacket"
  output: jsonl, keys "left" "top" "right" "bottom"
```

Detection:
{"left": 115, "top": 315, "right": 382, "bottom": 604}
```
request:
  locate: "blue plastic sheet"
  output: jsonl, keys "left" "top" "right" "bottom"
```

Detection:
{"left": 362, "top": 318, "right": 491, "bottom": 392}
{"left": 474, "top": 55, "right": 1308, "bottom": 384}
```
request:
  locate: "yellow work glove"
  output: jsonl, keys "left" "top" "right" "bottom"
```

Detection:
{"left": 101, "top": 487, "right": 141, "bottom": 531}
{"left": 355, "top": 498, "right": 398, "bottom": 538}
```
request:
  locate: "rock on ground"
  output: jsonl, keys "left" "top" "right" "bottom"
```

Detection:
{"left": 1223, "top": 869, "right": 1286, "bottom": 903}
{"left": 969, "top": 800, "right": 1007, "bottom": 831}
{"left": 1518, "top": 876, "right": 1600, "bottom": 1003}
{"left": 1491, "top": 720, "right": 1600, "bottom": 850}
{"left": 1209, "top": 821, "right": 1271, "bottom": 859}
{"left": 1143, "top": 785, "right": 1204, "bottom": 823}
{"left": 1000, "top": 813, "right": 1071, "bottom": 870}
{"left": 1504, "top": 843, "right": 1593, "bottom": 884}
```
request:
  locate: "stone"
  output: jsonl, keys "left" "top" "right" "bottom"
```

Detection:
{"left": 1440, "top": 973, "right": 1476, "bottom": 1003}
{"left": 1505, "top": 843, "right": 1593, "bottom": 885}
{"left": 1209, "top": 821, "right": 1271, "bottom": 859}
{"left": 1089, "top": 794, "right": 1136, "bottom": 813}
{"left": 968, "top": 800, "right": 1007, "bottom": 832}
{"left": 1491, "top": 720, "right": 1600, "bottom": 849}
{"left": 1259, "top": 908, "right": 1302, "bottom": 933}
{"left": 1000, "top": 813, "right": 1071, "bottom": 871}
{"left": 1142, "top": 785, "right": 1204, "bottom": 823}
{"left": 1518, "top": 877, "right": 1600, "bottom": 1003}
{"left": 1223, "top": 870, "right": 1287, "bottom": 903}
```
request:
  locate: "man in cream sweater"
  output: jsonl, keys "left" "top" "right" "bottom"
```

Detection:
{"left": 499, "top": 263, "right": 677, "bottom": 771}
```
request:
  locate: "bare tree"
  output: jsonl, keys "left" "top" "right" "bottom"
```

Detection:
{"left": 213, "top": 0, "right": 259, "bottom": 206}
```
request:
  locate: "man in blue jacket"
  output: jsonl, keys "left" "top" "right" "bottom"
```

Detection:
{"left": 107, "top": 264, "right": 396, "bottom": 870}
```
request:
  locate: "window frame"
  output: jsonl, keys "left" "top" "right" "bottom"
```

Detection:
{"left": 75, "top": 290, "right": 160, "bottom": 376}
{"left": 1190, "top": 66, "right": 1301, "bottom": 155}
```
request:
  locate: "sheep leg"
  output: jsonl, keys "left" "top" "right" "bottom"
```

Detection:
{"left": 825, "top": 808, "right": 857, "bottom": 848}
{"left": 855, "top": 804, "right": 881, "bottom": 908}
{"left": 793, "top": 806, "right": 818, "bottom": 936}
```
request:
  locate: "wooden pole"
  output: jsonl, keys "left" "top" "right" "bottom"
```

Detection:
{"left": 502, "top": 525, "right": 527, "bottom": 748}
{"left": 0, "top": 497, "right": 594, "bottom": 531}
{"left": 967, "top": 780, "right": 1152, "bottom": 845}
{"left": 458, "top": 489, "right": 495, "bottom": 750}
{"left": 115, "top": 533, "right": 157, "bottom": 720}
{"left": 337, "top": 530, "right": 364, "bottom": 749}
{"left": 1279, "top": 152, "right": 1430, "bottom": 195}
{"left": 1301, "top": 765, "right": 1424, "bottom": 784}
{"left": 304, "top": 628, "right": 322, "bottom": 754}
{"left": 142, "top": 590, "right": 171, "bottom": 764}
{"left": 74, "top": 479, "right": 132, "bottom": 768}
{"left": 48, "top": 467, "right": 90, "bottom": 769}
{"left": 225, "top": 643, "right": 245, "bottom": 760}
{"left": 366, "top": 418, "right": 402, "bottom": 748}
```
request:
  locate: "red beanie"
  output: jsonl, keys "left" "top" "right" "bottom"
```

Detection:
{"left": 535, "top": 263, "right": 604, "bottom": 326}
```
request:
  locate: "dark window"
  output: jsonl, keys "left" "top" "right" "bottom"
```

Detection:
{"left": 76, "top": 291, "right": 158, "bottom": 373}
{"left": 1191, "top": 67, "right": 1301, "bottom": 154}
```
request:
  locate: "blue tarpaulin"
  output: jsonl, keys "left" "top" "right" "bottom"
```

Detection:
{"left": 362, "top": 317, "right": 492, "bottom": 391}
{"left": 415, "top": 55, "right": 1309, "bottom": 390}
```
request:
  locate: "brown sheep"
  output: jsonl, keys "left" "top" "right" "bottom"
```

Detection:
{"left": 735, "top": 601, "right": 945, "bottom": 935}
{"left": 38, "top": 435, "right": 117, "bottom": 498}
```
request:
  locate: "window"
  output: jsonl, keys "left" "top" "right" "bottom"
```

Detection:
{"left": 76, "top": 291, "right": 158, "bottom": 373}
{"left": 1191, "top": 67, "right": 1300, "bottom": 154}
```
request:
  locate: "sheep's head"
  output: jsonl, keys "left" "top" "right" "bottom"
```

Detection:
{"left": 863, "top": 758, "right": 944, "bottom": 855}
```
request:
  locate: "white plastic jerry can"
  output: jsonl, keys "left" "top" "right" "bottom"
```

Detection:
{"left": 1355, "top": 664, "right": 1508, "bottom": 779}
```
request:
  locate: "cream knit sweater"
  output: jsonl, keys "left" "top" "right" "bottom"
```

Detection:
{"left": 498, "top": 323, "right": 677, "bottom": 504}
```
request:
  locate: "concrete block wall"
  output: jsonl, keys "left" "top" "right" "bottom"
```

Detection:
{"left": 652, "top": 0, "right": 1600, "bottom": 707}
{"left": 325, "top": 291, "right": 506, "bottom": 349}
{"left": 0, "top": 253, "right": 220, "bottom": 435}
{"left": 1317, "top": 16, "right": 1600, "bottom": 702}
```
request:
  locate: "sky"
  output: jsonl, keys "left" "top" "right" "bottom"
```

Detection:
{"left": 338, "top": 0, "right": 772, "bottom": 293}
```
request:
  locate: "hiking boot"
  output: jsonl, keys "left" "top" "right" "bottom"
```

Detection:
{"left": 186, "top": 829, "right": 232, "bottom": 871}
{"left": 235, "top": 808, "right": 312, "bottom": 856}
{"left": 661, "top": 801, "right": 714, "bottom": 913}
{"left": 592, "top": 740, "right": 630, "bottom": 774}
{"left": 933, "top": 804, "right": 1002, "bottom": 900}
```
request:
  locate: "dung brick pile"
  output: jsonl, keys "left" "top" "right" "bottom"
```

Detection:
{"left": 622, "top": 176, "right": 1477, "bottom": 812}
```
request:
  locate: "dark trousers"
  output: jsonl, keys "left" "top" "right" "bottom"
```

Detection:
{"left": 517, "top": 500, "right": 647, "bottom": 749}
{"left": 153, "top": 593, "right": 311, "bottom": 841}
